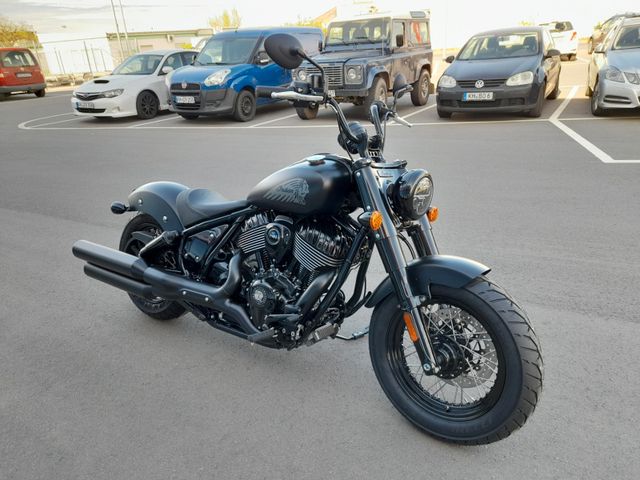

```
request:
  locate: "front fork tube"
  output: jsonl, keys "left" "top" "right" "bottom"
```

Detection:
{"left": 355, "top": 164, "right": 441, "bottom": 373}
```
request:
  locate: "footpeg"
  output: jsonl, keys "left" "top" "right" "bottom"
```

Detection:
{"left": 247, "top": 327, "right": 276, "bottom": 344}
{"left": 336, "top": 325, "right": 369, "bottom": 341}
{"left": 307, "top": 323, "right": 339, "bottom": 345}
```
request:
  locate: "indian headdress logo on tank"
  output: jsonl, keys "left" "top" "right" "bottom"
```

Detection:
{"left": 264, "top": 178, "right": 310, "bottom": 206}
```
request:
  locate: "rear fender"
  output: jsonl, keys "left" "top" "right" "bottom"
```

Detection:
{"left": 127, "top": 181, "right": 188, "bottom": 231}
{"left": 365, "top": 255, "right": 490, "bottom": 308}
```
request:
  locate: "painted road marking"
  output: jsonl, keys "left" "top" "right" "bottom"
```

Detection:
{"left": 249, "top": 112, "right": 298, "bottom": 128}
{"left": 17, "top": 112, "right": 75, "bottom": 129}
{"left": 129, "top": 114, "right": 180, "bottom": 128}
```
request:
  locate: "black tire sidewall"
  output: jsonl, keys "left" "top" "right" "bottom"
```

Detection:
{"left": 136, "top": 91, "right": 159, "bottom": 119}
{"left": 233, "top": 89, "right": 256, "bottom": 122}
{"left": 411, "top": 70, "right": 430, "bottom": 106}
{"left": 364, "top": 77, "right": 387, "bottom": 113}
{"left": 369, "top": 282, "right": 525, "bottom": 442}
{"left": 296, "top": 105, "right": 319, "bottom": 120}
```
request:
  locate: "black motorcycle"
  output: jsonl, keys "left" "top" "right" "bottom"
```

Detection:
{"left": 72, "top": 34, "right": 543, "bottom": 444}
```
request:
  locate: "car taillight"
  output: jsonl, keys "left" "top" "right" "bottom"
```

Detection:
{"left": 570, "top": 31, "right": 577, "bottom": 41}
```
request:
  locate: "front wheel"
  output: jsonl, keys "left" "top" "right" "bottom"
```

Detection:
{"left": 233, "top": 89, "right": 256, "bottom": 122}
{"left": 296, "top": 104, "right": 319, "bottom": 120}
{"left": 369, "top": 277, "right": 543, "bottom": 444}
{"left": 136, "top": 91, "right": 159, "bottom": 119}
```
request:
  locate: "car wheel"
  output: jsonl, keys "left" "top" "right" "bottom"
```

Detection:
{"left": 233, "top": 89, "right": 256, "bottom": 122}
{"left": 179, "top": 113, "right": 199, "bottom": 120}
{"left": 527, "top": 81, "right": 546, "bottom": 117}
{"left": 34, "top": 89, "right": 46, "bottom": 98}
{"left": 364, "top": 76, "right": 388, "bottom": 120}
{"left": 410, "top": 69, "right": 430, "bottom": 106}
{"left": 136, "top": 91, "right": 159, "bottom": 119}
{"left": 296, "top": 104, "right": 319, "bottom": 120}
{"left": 588, "top": 39, "right": 594, "bottom": 54}
{"left": 548, "top": 78, "right": 560, "bottom": 100}
{"left": 437, "top": 107, "right": 452, "bottom": 119}
{"left": 590, "top": 81, "right": 607, "bottom": 116}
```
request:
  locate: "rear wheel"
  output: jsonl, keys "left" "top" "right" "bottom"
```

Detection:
{"left": 233, "top": 89, "right": 256, "bottom": 122}
{"left": 296, "top": 104, "right": 319, "bottom": 120}
{"left": 34, "top": 89, "right": 46, "bottom": 98}
{"left": 136, "top": 91, "right": 159, "bottom": 119}
{"left": 410, "top": 69, "right": 430, "bottom": 106}
{"left": 119, "top": 214, "right": 186, "bottom": 320}
{"left": 369, "top": 277, "right": 543, "bottom": 444}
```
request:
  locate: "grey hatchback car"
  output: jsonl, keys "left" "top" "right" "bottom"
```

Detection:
{"left": 587, "top": 16, "right": 640, "bottom": 115}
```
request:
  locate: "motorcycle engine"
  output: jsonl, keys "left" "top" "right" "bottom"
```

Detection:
{"left": 237, "top": 213, "right": 351, "bottom": 328}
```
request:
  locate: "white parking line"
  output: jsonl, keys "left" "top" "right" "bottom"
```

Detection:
{"left": 129, "top": 114, "right": 180, "bottom": 128}
{"left": 402, "top": 102, "right": 437, "bottom": 119}
{"left": 248, "top": 112, "right": 299, "bottom": 128}
{"left": 17, "top": 112, "right": 75, "bottom": 129}
{"left": 549, "top": 85, "right": 640, "bottom": 164}
{"left": 31, "top": 116, "right": 84, "bottom": 128}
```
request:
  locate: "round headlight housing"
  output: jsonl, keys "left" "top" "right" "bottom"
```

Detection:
{"left": 392, "top": 169, "right": 434, "bottom": 220}
{"left": 296, "top": 68, "right": 308, "bottom": 82}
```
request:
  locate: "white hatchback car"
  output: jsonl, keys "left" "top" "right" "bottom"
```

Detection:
{"left": 71, "top": 50, "right": 197, "bottom": 119}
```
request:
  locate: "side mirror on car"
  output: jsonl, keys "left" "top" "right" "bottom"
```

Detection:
{"left": 594, "top": 44, "right": 605, "bottom": 54}
{"left": 256, "top": 51, "right": 270, "bottom": 65}
{"left": 545, "top": 49, "right": 561, "bottom": 58}
{"left": 395, "top": 34, "right": 404, "bottom": 48}
{"left": 445, "top": 55, "right": 455, "bottom": 64}
{"left": 160, "top": 66, "right": 173, "bottom": 75}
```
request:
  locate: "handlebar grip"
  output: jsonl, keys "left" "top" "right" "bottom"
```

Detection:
{"left": 256, "top": 86, "right": 288, "bottom": 98}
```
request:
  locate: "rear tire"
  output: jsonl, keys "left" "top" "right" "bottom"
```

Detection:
{"left": 296, "top": 104, "right": 319, "bottom": 120}
{"left": 35, "top": 89, "right": 46, "bottom": 98}
{"left": 410, "top": 69, "right": 430, "bottom": 106}
{"left": 119, "top": 214, "right": 186, "bottom": 320}
{"left": 368, "top": 277, "right": 543, "bottom": 444}
{"left": 233, "top": 89, "right": 256, "bottom": 122}
{"left": 136, "top": 90, "right": 159, "bottom": 119}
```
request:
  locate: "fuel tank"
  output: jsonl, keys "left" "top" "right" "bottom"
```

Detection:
{"left": 247, "top": 154, "right": 354, "bottom": 216}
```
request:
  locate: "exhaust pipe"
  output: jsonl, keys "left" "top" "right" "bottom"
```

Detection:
{"left": 72, "top": 240, "right": 261, "bottom": 338}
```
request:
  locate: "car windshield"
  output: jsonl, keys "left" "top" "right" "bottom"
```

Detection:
{"left": 112, "top": 54, "right": 163, "bottom": 75}
{"left": 195, "top": 36, "right": 258, "bottom": 65}
{"left": 613, "top": 25, "right": 640, "bottom": 50}
{"left": 325, "top": 19, "right": 389, "bottom": 47}
{"left": 458, "top": 32, "right": 540, "bottom": 60}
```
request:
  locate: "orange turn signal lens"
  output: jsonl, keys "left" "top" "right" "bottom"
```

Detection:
{"left": 427, "top": 206, "right": 439, "bottom": 223}
{"left": 403, "top": 312, "right": 419, "bottom": 342}
{"left": 369, "top": 210, "right": 383, "bottom": 230}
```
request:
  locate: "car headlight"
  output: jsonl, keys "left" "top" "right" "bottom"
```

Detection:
{"left": 391, "top": 170, "right": 433, "bottom": 221}
{"left": 295, "top": 68, "right": 308, "bottom": 82}
{"left": 204, "top": 68, "right": 231, "bottom": 86}
{"left": 438, "top": 75, "right": 456, "bottom": 88}
{"left": 506, "top": 71, "right": 534, "bottom": 86}
{"left": 624, "top": 71, "right": 639, "bottom": 85}
{"left": 102, "top": 89, "right": 124, "bottom": 98}
{"left": 345, "top": 65, "right": 363, "bottom": 84}
{"left": 604, "top": 67, "right": 624, "bottom": 83}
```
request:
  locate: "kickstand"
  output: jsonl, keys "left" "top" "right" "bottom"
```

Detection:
{"left": 336, "top": 325, "right": 369, "bottom": 341}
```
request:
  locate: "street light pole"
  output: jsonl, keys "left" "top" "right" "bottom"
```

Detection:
{"left": 117, "top": 0, "right": 132, "bottom": 56}
{"left": 109, "top": 0, "right": 124, "bottom": 62}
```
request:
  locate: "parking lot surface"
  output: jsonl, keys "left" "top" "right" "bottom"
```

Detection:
{"left": 1, "top": 50, "right": 639, "bottom": 479}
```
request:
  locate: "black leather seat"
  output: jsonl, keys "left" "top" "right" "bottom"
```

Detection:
{"left": 176, "top": 188, "right": 248, "bottom": 227}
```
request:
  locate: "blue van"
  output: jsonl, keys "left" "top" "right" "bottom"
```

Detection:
{"left": 167, "top": 27, "right": 323, "bottom": 121}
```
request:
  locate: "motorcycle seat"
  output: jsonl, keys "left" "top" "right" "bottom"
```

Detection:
{"left": 176, "top": 188, "right": 248, "bottom": 227}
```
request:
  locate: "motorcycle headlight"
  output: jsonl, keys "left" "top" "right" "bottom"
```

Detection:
{"left": 506, "top": 71, "right": 534, "bottom": 86}
{"left": 438, "top": 75, "right": 456, "bottom": 88}
{"left": 102, "top": 89, "right": 124, "bottom": 98}
{"left": 204, "top": 68, "right": 231, "bottom": 86}
{"left": 604, "top": 67, "right": 624, "bottom": 83}
{"left": 295, "top": 68, "right": 308, "bottom": 82}
{"left": 345, "top": 65, "right": 363, "bottom": 84}
{"left": 391, "top": 170, "right": 434, "bottom": 221}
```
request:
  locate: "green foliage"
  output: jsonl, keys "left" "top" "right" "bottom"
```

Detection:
{"left": 0, "top": 16, "right": 39, "bottom": 47}
{"left": 209, "top": 8, "right": 242, "bottom": 30}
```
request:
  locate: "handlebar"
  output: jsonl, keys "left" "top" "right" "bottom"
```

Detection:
{"left": 271, "top": 91, "right": 324, "bottom": 102}
{"left": 393, "top": 115, "right": 412, "bottom": 128}
{"left": 256, "top": 86, "right": 289, "bottom": 99}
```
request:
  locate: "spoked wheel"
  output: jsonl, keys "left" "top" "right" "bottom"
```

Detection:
{"left": 136, "top": 91, "right": 159, "bottom": 119}
{"left": 369, "top": 277, "right": 543, "bottom": 444}
{"left": 119, "top": 214, "right": 186, "bottom": 320}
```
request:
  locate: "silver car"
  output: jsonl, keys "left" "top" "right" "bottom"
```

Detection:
{"left": 587, "top": 16, "right": 640, "bottom": 115}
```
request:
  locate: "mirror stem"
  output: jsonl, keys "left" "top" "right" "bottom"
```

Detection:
{"left": 298, "top": 50, "right": 328, "bottom": 96}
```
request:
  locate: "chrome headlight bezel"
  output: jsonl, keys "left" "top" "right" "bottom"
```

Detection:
{"left": 624, "top": 71, "right": 640, "bottom": 85}
{"left": 506, "top": 71, "right": 534, "bottom": 86}
{"left": 345, "top": 65, "right": 363, "bottom": 84}
{"left": 203, "top": 68, "right": 231, "bottom": 87}
{"left": 604, "top": 67, "right": 625, "bottom": 83}
{"left": 438, "top": 75, "right": 456, "bottom": 88}
{"left": 391, "top": 169, "right": 434, "bottom": 221}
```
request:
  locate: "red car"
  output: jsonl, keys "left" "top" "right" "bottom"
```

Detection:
{"left": 0, "top": 48, "right": 46, "bottom": 100}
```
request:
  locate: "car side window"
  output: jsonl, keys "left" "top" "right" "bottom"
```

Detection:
{"left": 393, "top": 21, "right": 405, "bottom": 48}
{"left": 408, "top": 21, "right": 430, "bottom": 47}
{"left": 181, "top": 52, "right": 196, "bottom": 65}
{"left": 162, "top": 53, "right": 184, "bottom": 71}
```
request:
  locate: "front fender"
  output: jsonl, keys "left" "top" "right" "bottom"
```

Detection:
{"left": 229, "top": 75, "right": 257, "bottom": 92}
{"left": 127, "top": 181, "right": 188, "bottom": 231}
{"left": 366, "top": 65, "right": 389, "bottom": 89}
{"left": 365, "top": 255, "right": 490, "bottom": 308}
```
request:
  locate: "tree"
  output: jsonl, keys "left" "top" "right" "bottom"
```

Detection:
{"left": 285, "top": 16, "right": 325, "bottom": 30}
{"left": 0, "top": 16, "right": 38, "bottom": 47}
{"left": 209, "top": 8, "right": 241, "bottom": 31}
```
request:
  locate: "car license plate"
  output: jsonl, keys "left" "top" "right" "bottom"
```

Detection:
{"left": 175, "top": 95, "right": 195, "bottom": 104}
{"left": 76, "top": 101, "right": 94, "bottom": 109}
{"left": 463, "top": 92, "right": 494, "bottom": 101}
{"left": 16, "top": 72, "right": 32, "bottom": 78}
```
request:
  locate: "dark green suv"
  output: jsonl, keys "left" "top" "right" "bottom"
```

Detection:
{"left": 294, "top": 11, "right": 434, "bottom": 119}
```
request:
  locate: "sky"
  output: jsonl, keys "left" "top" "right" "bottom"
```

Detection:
{"left": 3, "top": 0, "right": 640, "bottom": 47}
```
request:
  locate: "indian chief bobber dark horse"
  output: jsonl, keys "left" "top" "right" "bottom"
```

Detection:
{"left": 73, "top": 34, "right": 543, "bottom": 444}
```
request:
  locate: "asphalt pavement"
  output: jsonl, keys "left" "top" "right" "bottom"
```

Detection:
{"left": 1, "top": 49, "right": 639, "bottom": 480}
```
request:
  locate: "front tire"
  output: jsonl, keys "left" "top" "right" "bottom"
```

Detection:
{"left": 437, "top": 107, "right": 452, "bottom": 118}
{"left": 591, "top": 81, "right": 607, "bottom": 116}
{"left": 119, "top": 214, "right": 186, "bottom": 320}
{"left": 364, "top": 76, "right": 387, "bottom": 120}
{"left": 527, "top": 81, "right": 546, "bottom": 117}
{"left": 136, "top": 91, "right": 159, "bottom": 119}
{"left": 369, "top": 277, "right": 543, "bottom": 444}
{"left": 233, "top": 89, "right": 256, "bottom": 122}
{"left": 296, "top": 104, "right": 319, "bottom": 120}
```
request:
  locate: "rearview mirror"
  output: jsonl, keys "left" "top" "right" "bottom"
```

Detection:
{"left": 395, "top": 34, "right": 404, "bottom": 48}
{"left": 160, "top": 66, "right": 173, "bottom": 75}
{"left": 545, "top": 49, "right": 561, "bottom": 58}
{"left": 445, "top": 55, "right": 455, "bottom": 64}
{"left": 264, "top": 33, "right": 304, "bottom": 69}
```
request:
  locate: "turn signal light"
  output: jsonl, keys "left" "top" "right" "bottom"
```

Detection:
{"left": 403, "top": 312, "right": 419, "bottom": 342}
{"left": 370, "top": 210, "right": 383, "bottom": 230}
{"left": 427, "top": 206, "right": 439, "bottom": 223}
